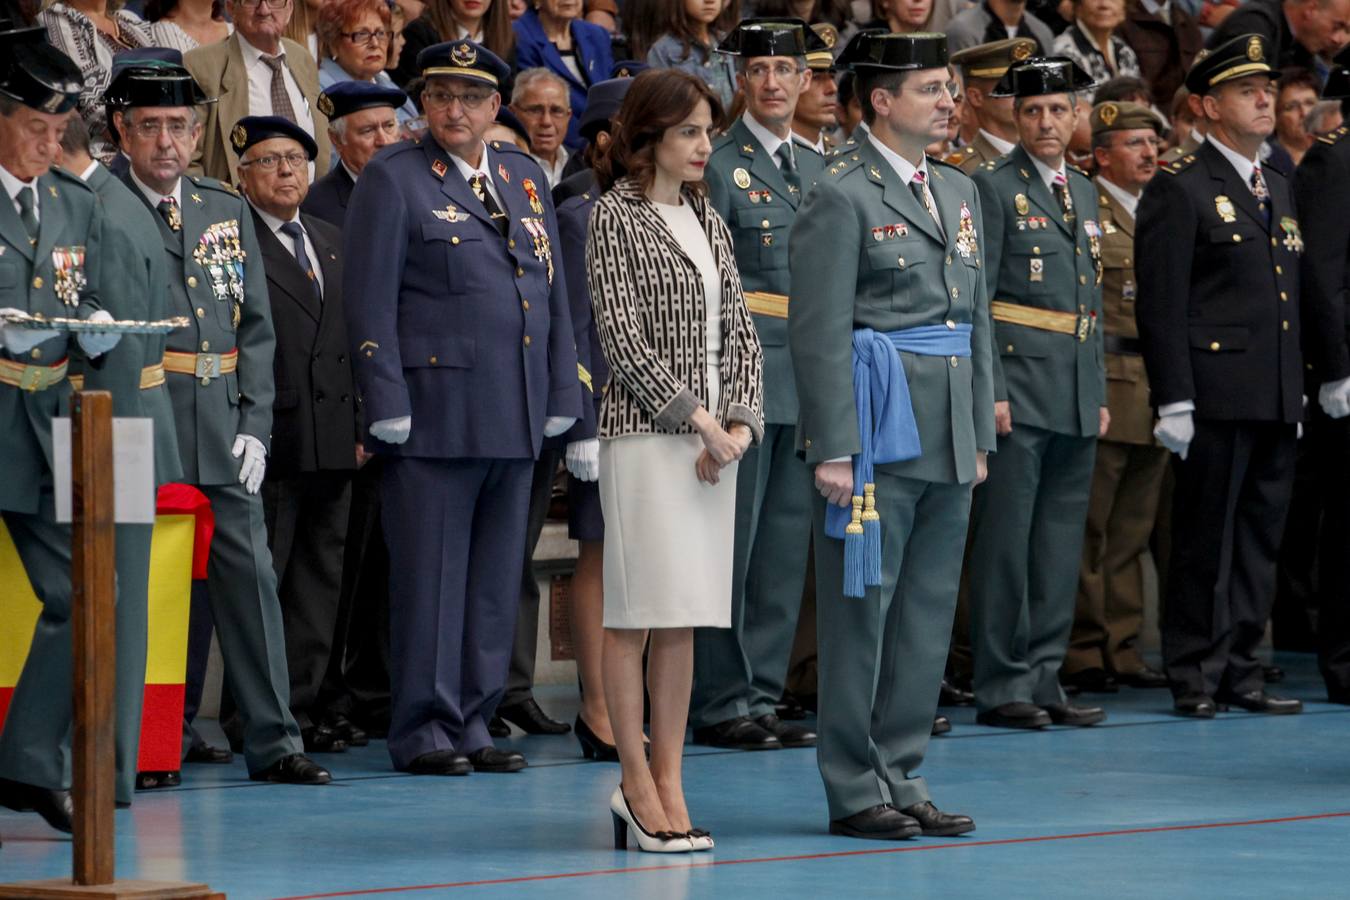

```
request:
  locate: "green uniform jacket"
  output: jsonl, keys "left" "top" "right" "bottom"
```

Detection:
{"left": 76, "top": 164, "right": 184, "bottom": 485}
{"left": 973, "top": 145, "right": 1104, "bottom": 438}
{"left": 122, "top": 172, "right": 276, "bottom": 485}
{"left": 0, "top": 167, "right": 108, "bottom": 514}
{"left": 706, "top": 118, "right": 825, "bottom": 426}
{"left": 789, "top": 138, "right": 996, "bottom": 485}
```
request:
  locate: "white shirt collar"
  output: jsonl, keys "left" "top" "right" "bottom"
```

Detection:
{"left": 1028, "top": 152, "right": 1068, "bottom": 191}
{"left": 530, "top": 146, "right": 570, "bottom": 188}
{"left": 1139, "top": 0, "right": 1168, "bottom": 14}
{"left": 792, "top": 130, "right": 825, "bottom": 155}
{"left": 0, "top": 163, "right": 36, "bottom": 205}
{"left": 128, "top": 166, "right": 182, "bottom": 209}
{"left": 449, "top": 141, "right": 493, "bottom": 183}
{"left": 78, "top": 160, "right": 100, "bottom": 181}
{"left": 1096, "top": 175, "right": 1139, "bottom": 219}
{"left": 341, "top": 159, "right": 360, "bottom": 183}
{"left": 238, "top": 31, "right": 284, "bottom": 66}
{"left": 455, "top": 22, "right": 484, "bottom": 42}
{"left": 251, "top": 202, "right": 301, "bottom": 236}
{"left": 979, "top": 128, "right": 1016, "bottom": 156}
{"left": 743, "top": 113, "right": 793, "bottom": 167}
{"left": 867, "top": 132, "right": 927, "bottom": 185}
{"left": 1207, "top": 134, "right": 1260, "bottom": 184}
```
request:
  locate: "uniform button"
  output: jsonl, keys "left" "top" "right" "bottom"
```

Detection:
{"left": 897, "top": 257, "right": 906, "bottom": 268}
{"left": 760, "top": 219, "right": 770, "bottom": 229}
{"left": 1210, "top": 341, "right": 1221, "bottom": 351}
{"left": 337, "top": 354, "right": 345, "bottom": 363}
{"left": 31, "top": 276, "right": 42, "bottom": 289}
{"left": 1283, "top": 320, "right": 1290, "bottom": 331}
{"left": 524, "top": 335, "right": 532, "bottom": 347}
{"left": 1276, "top": 265, "right": 1284, "bottom": 275}
{"left": 949, "top": 356, "right": 958, "bottom": 368}
{"left": 340, "top": 394, "right": 349, "bottom": 402}
{"left": 1032, "top": 246, "right": 1040, "bottom": 254}
{"left": 200, "top": 376, "right": 210, "bottom": 386}
{"left": 1124, "top": 257, "right": 1131, "bottom": 266}
{"left": 950, "top": 286, "right": 959, "bottom": 298}
{"left": 195, "top": 306, "right": 205, "bottom": 318}
{"left": 1270, "top": 237, "right": 1278, "bottom": 247}
{"left": 429, "top": 355, "right": 438, "bottom": 364}
{"left": 946, "top": 256, "right": 952, "bottom": 266}
{"left": 803, "top": 438, "right": 812, "bottom": 448}
{"left": 1280, "top": 291, "right": 1288, "bottom": 301}
{"left": 1079, "top": 275, "right": 1087, "bottom": 285}
{"left": 946, "top": 319, "right": 956, "bottom": 329}
{"left": 516, "top": 267, "right": 525, "bottom": 277}
{"left": 201, "top": 340, "right": 210, "bottom": 351}
{"left": 1006, "top": 344, "right": 1015, "bottom": 352}
{"left": 1075, "top": 247, "right": 1082, "bottom": 255}
{"left": 508, "top": 239, "right": 515, "bottom": 248}
{"left": 451, "top": 236, "right": 460, "bottom": 245}
{"left": 188, "top": 276, "right": 198, "bottom": 288}
{"left": 522, "top": 300, "right": 530, "bottom": 310}
{"left": 1232, "top": 234, "right": 1242, "bottom": 242}
{"left": 30, "top": 348, "right": 41, "bottom": 360}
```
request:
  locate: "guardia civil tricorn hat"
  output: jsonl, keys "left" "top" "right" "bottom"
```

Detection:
{"left": 991, "top": 56, "right": 1096, "bottom": 98}
{"left": 0, "top": 24, "right": 83, "bottom": 114}
{"left": 836, "top": 31, "right": 948, "bottom": 72}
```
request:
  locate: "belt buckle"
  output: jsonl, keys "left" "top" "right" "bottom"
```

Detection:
{"left": 19, "top": 365, "right": 45, "bottom": 392}
{"left": 194, "top": 352, "right": 222, "bottom": 381}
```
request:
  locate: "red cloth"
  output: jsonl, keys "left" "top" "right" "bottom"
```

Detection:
{"left": 156, "top": 484, "right": 214, "bottom": 580}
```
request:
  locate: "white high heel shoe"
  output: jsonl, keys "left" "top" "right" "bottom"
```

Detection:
{"left": 609, "top": 786, "right": 694, "bottom": 853}
{"left": 685, "top": 827, "right": 714, "bottom": 851}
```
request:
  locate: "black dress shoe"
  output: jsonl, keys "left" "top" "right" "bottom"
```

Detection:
{"left": 1060, "top": 668, "right": 1118, "bottom": 694}
{"left": 301, "top": 724, "right": 349, "bottom": 754}
{"left": 184, "top": 741, "right": 233, "bottom": 764}
{"left": 938, "top": 679, "right": 975, "bottom": 707}
{"left": 249, "top": 753, "right": 331, "bottom": 784}
{"left": 692, "top": 716, "right": 782, "bottom": 750}
{"left": 488, "top": 716, "right": 511, "bottom": 738}
{"left": 753, "top": 713, "right": 817, "bottom": 748}
{"left": 828, "top": 804, "right": 920, "bottom": 840}
{"left": 1115, "top": 665, "right": 1169, "bottom": 689}
{"left": 1173, "top": 693, "right": 1217, "bottom": 718}
{"left": 899, "top": 801, "right": 975, "bottom": 837}
{"left": 775, "top": 691, "right": 808, "bottom": 721}
{"left": 405, "top": 750, "right": 471, "bottom": 775}
{"left": 575, "top": 714, "right": 620, "bottom": 762}
{"left": 1217, "top": 690, "right": 1303, "bottom": 715}
{"left": 0, "top": 778, "right": 74, "bottom": 833}
{"left": 467, "top": 747, "right": 527, "bottom": 772}
{"left": 1043, "top": 702, "right": 1106, "bottom": 727}
{"left": 1262, "top": 665, "right": 1285, "bottom": 684}
{"left": 975, "top": 702, "right": 1051, "bottom": 729}
{"left": 324, "top": 713, "right": 369, "bottom": 747}
{"left": 497, "top": 697, "right": 572, "bottom": 735}
{"left": 931, "top": 715, "right": 952, "bottom": 736}
{"left": 136, "top": 770, "right": 182, "bottom": 790}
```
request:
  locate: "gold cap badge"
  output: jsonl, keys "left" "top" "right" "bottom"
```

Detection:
{"left": 1099, "top": 102, "right": 1118, "bottom": 126}
{"left": 230, "top": 123, "right": 247, "bottom": 150}
{"left": 452, "top": 42, "right": 478, "bottom": 67}
{"left": 1012, "top": 42, "right": 1032, "bottom": 61}
{"left": 317, "top": 92, "right": 334, "bottom": 117}
{"left": 1247, "top": 36, "right": 1262, "bottom": 62}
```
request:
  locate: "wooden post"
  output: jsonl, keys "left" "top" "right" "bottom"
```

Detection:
{"left": 0, "top": 391, "right": 220, "bottom": 899}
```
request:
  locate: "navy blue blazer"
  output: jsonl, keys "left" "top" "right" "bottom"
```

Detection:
{"left": 512, "top": 9, "right": 613, "bottom": 151}
{"left": 554, "top": 180, "right": 605, "bottom": 444}
{"left": 302, "top": 163, "right": 354, "bottom": 230}
{"left": 343, "top": 137, "right": 583, "bottom": 460}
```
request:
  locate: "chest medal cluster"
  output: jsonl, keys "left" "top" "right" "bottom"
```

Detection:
{"left": 50, "top": 245, "right": 87, "bottom": 308}
{"left": 193, "top": 219, "right": 246, "bottom": 327}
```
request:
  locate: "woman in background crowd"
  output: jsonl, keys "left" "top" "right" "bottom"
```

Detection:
{"left": 391, "top": 0, "right": 515, "bottom": 87}
{"left": 142, "top": 0, "right": 230, "bottom": 50}
{"left": 645, "top": 0, "right": 738, "bottom": 109}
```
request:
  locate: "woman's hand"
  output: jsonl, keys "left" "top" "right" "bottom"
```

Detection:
{"left": 689, "top": 407, "right": 746, "bottom": 467}
{"left": 695, "top": 449, "right": 722, "bottom": 485}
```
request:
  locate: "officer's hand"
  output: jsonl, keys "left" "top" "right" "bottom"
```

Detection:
{"left": 355, "top": 443, "right": 374, "bottom": 467}
{"left": 565, "top": 438, "right": 600, "bottom": 482}
{"left": 994, "top": 400, "right": 1013, "bottom": 436}
{"left": 370, "top": 415, "right": 412, "bottom": 445}
{"left": 1318, "top": 377, "right": 1350, "bottom": 419}
{"left": 975, "top": 450, "right": 988, "bottom": 486}
{"left": 695, "top": 449, "right": 721, "bottom": 485}
{"left": 1153, "top": 411, "right": 1194, "bottom": 460}
{"left": 544, "top": 416, "right": 577, "bottom": 438}
{"left": 1098, "top": 406, "right": 1111, "bottom": 438}
{"left": 76, "top": 310, "right": 122, "bottom": 358}
{"left": 231, "top": 434, "right": 267, "bottom": 494}
{"left": 815, "top": 460, "right": 853, "bottom": 508}
{"left": 0, "top": 308, "right": 59, "bottom": 355}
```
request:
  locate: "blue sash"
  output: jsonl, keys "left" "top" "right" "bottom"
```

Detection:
{"left": 825, "top": 324, "right": 973, "bottom": 597}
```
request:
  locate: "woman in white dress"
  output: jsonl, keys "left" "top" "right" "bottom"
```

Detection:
{"left": 586, "top": 68, "right": 764, "bottom": 854}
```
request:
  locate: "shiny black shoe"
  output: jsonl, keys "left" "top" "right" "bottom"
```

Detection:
{"left": 753, "top": 713, "right": 817, "bottom": 748}
{"left": 1115, "top": 665, "right": 1169, "bottom": 689}
{"left": 775, "top": 691, "right": 809, "bottom": 721}
{"left": 136, "top": 770, "right": 181, "bottom": 790}
{"left": 931, "top": 715, "right": 952, "bottom": 736}
{"left": 0, "top": 778, "right": 74, "bottom": 833}
{"left": 938, "top": 679, "right": 975, "bottom": 707}
{"left": 488, "top": 715, "right": 511, "bottom": 738}
{"left": 575, "top": 715, "right": 620, "bottom": 762}
{"left": 1216, "top": 690, "right": 1303, "bottom": 715}
{"left": 899, "top": 801, "right": 975, "bottom": 837}
{"left": 249, "top": 753, "right": 331, "bottom": 784}
{"left": 1262, "top": 665, "right": 1285, "bottom": 684}
{"left": 497, "top": 697, "right": 572, "bottom": 735}
{"left": 301, "top": 724, "right": 349, "bottom": 754}
{"left": 692, "top": 716, "right": 782, "bottom": 750}
{"left": 324, "top": 713, "right": 369, "bottom": 747}
{"left": 405, "top": 750, "right": 471, "bottom": 775}
{"left": 1043, "top": 702, "right": 1106, "bottom": 727}
{"left": 828, "top": 803, "right": 920, "bottom": 840}
{"left": 975, "top": 702, "right": 1051, "bottom": 729}
{"left": 467, "top": 747, "right": 527, "bottom": 773}
{"left": 1173, "top": 693, "right": 1217, "bottom": 719}
{"left": 184, "top": 741, "right": 233, "bottom": 764}
{"left": 1060, "top": 668, "right": 1118, "bottom": 695}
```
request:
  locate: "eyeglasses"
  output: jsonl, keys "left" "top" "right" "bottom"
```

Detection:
{"left": 129, "top": 119, "right": 193, "bottom": 139}
{"left": 743, "top": 62, "right": 804, "bottom": 82}
{"left": 237, "top": 0, "right": 291, "bottom": 8}
{"left": 240, "top": 151, "right": 310, "bottom": 170}
{"left": 904, "top": 80, "right": 960, "bottom": 99}
{"left": 516, "top": 104, "right": 571, "bottom": 119}
{"left": 423, "top": 88, "right": 494, "bottom": 110}
{"left": 342, "top": 28, "right": 392, "bottom": 44}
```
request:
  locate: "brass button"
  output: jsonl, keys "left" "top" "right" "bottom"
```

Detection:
{"left": 201, "top": 340, "right": 210, "bottom": 351}
{"left": 803, "top": 438, "right": 812, "bottom": 448}
{"left": 524, "top": 335, "right": 532, "bottom": 347}
{"left": 31, "top": 276, "right": 42, "bottom": 289}
{"left": 1006, "top": 344, "right": 1014, "bottom": 352}
{"left": 30, "top": 348, "right": 41, "bottom": 360}
{"left": 429, "top": 355, "right": 438, "bottom": 364}
{"left": 508, "top": 239, "right": 515, "bottom": 248}
{"left": 188, "top": 276, "right": 198, "bottom": 288}
{"left": 897, "top": 257, "right": 906, "bottom": 268}
{"left": 522, "top": 300, "right": 530, "bottom": 310}
{"left": 1210, "top": 341, "right": 1221, "bottom": 351}
{"left": 1032, "top": 246, "right": 1041, "bottom": 254}
{"left": 950, "top": 286, "right": 960, "bottom": 298}
{"left": 949, "top": 356, "right": 958, "bottom": 368}
{"left": 946, "top": 256, "right": 952, "bottom": 266}
{"left": 516, "top": 267, "right": 525, "bottom": 277}
{"left": 760, "top": 219, "right": 770, "bottom": 229}
{"left": 1079, "top": 275, "right": 1087, "bottom": 285}
{"left": 1283, "top": 320, "right": 1290, "bottom": 331}
{"left": 976, "top": 259, "right": 981, "bottom": 268}
{"left": 195, "top": 306, "right": 205, "bottom": 318}
{"left": 946, "top": 319, "right": 956, "bottom": 329}
{"left": 200, "top": 376, "right": 210, "bottom": 386}
{"left": 1271, "top": 237, "right": 1278, "bottom": 247}
{"left": 1124, "top": 257, "right": 1131, "bottom": 266}
{"left": 451, "top": 236, "right": 460, "bottom": 245}
{"left": 365, "top": 350, "right": 373, "bottom": 357}
{"left": 1280, "top": 291, "right": 1288, "bottom": 301}
{"left": 1075, "top": 247, "right": 1082, "bottom": 256}
{"left": 1232, "top": 234, "right": 1242, "bottom": 243}
{"left": 1276, "top": 265, "right": 1283, "bottom": 275}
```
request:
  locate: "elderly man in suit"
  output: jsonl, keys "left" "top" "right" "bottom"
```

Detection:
{"left": 303, "top": 81, "right": 404, "bottom": 228}
{"left": 234, "top": 114, "right": 364, "bottom": 753}
{"left": 183, "top": 0, "right": 331, "bottom": 185}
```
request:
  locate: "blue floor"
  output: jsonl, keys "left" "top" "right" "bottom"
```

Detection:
{"left": 3, "top": 652, "right": 1350, "bottom": 899}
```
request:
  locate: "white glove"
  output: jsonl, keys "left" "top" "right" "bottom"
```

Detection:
{"left": 76, "top": 310, "right": 122, "bottom": 358}
{"left": 544, "top": 415, "right": 577, "bottom": 438}
{"left": 0, "top": 307, "right": 59, "bottom": 355}
{"left": 565, "top": 438, "right": 600, "bottom": 482}
{"left": 1153, "top": 411, "right": 1195, "bottom": 460}
{"left": 231, "top": 433, "right": 267, "bottom": 494}
{"left": 1319, "top": 378, "right": 1350, "bottom": 419}
{"left": 369, "top": 415, "right": 412, "bottom": 445}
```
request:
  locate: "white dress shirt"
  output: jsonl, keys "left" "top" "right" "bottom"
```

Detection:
{"left": 979, "top": 128, "right": 1016, "bottom": 156}
{"left": 743, "top": 113, "right": 794, "bottom": 170}
{"left": 128, "top": 167, "right": 183, "bottom": 211}
{"left": 1097, "top": 175, "right": 1139, "bottom": 220}
{"left": 1028, "top": 152, "right": 1069, "bottom": 191}
{"left": 868, "top": 133, "right": 942, "bottom": 231}
{"left": 0, "top": 163, "right": 39, "bottom": 224}
{"left": 531, "top": 145, "right": 570, "bottom": 188}
{"left": 792, "top": 131, "right": 826, "bottom": 155}
{"left": 254, "top": 204, "right": 325, "bottom": 296}
{"left": 449, "top": 142, "right": 505, "bottom": 210}
{"left": 1207, "top": 133, "right": 1261, "bottom": 186}
{"left": 238, "top": 34, "right": 317, "bottom": 142}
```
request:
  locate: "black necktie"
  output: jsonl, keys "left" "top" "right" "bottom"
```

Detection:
{"left": 776, "top": 143, "right": 801, "bottom": 197}
{"left": 470, "top": 173, "right": 509, "bottom": 237}
{"left": 15, "top": 186, "right": 37, "bottom": 243}
{"left": 280, "top": 220, "right": 321, "bottom": 300}
{"left": 157, "top": 197, "right": 181, "bottom": 232}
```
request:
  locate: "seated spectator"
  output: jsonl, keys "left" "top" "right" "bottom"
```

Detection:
{"left": 1267, "top": 66, "right": 1319, "bottom": 172}
{"left": 388, "top": 3, "right": 410, "bottom": 74}
{"left": 392, "top": 0, "right": 516, "bottom": 88}
{"left": 645, "top": 0, "right": 739, "bottom": 109}
{"left": 318, "top": 0, "right": 419, "bottom": 124}
{"left": 755, "top": 0, "right": 855, "bottom": 33}
{"left": 514, "top": 0, "right": 614, "bottom": 149}
{"left": 859, "top": 0, "right": 934, "bottom": 32}
{"left": 1051, "top": 0, "right": 1141, "bottom": 84}
{"left": 143, "top": 0, "right": 232, "bottom": 51}
{"left": 944, "top": 0, "right": 1055, "bottom": 55}
{"left": 1093, "top": 73, "right": 1151, "bottom": 105}
{"left": 510, "top": 67, "right": 574, "bottom": 183}
{"left": 1117, "top": 0, "right": 1201, "bottom": 112}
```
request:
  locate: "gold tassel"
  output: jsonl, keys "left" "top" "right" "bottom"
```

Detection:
{"left": 846, "top": 495, "right": 864, "bottom": 535}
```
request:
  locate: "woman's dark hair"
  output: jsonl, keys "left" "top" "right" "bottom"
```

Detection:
{"left": 425, "top": 0, "right": 514, "bottom": 60}
{"left": 143, "top": 0, "right": 225, "bottom": 23}
{"left": 594, "top": 68, "right": 724, "bottom": 193}
{"left": 646, "top": 0, "right": 738, "bottom": 60}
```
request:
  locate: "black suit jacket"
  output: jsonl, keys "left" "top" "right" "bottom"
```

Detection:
{"left": 1135, "top": 139, "right": 1303, "bottom": 424}
{"left": 1206, "top": 0, "right": 1344, "bottom": 70}
{"left": 253, "top": 208, "right": 360, "bottom": 476}
{"left": 1294, "top": 127, "right": 1350, "bottom": 382}
{"left": 301, "top": 164, "right": 354, "bottom": 230}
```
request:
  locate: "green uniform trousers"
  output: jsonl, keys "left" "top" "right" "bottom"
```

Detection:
{"left": 814, "top": 470, "right": 971, "bottom": 820}
{"left": 114, "top": 523, "right": 152, "bottom": 804}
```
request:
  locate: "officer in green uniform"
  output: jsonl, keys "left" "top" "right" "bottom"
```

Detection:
{"left": 691, "top": 17, "right": 825, "bottom": 752}
{"left": 966, "top": 57, "right": 1109, "bottom": 730}
{"left": 109, "top": 62, "right": 330, "bottom": 784}
{"left": 1063, "top": 100, "right": 1170, "bottom": 693}
{"left": 790, "top": 31, "right": 990, "bottom": 841}
{"left": 946, "top": 38, "right": 1037, "bottom": 175}
{"left": 0, "top": 27, "right": 125, "bottom": 833}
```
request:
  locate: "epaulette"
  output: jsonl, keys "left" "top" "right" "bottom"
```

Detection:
{"left": 46, "top": 165, "right": 96, "bottom": 196}
{"left": 488, "top": 139, "right": 530, "bottom": 157}
{"left": 1160, "top": 153, "right": 1198, "bottom": 175}
{"left": 1068, "top": 163, "right": 1089, "bottom": 178}
{"left": 188, "top": 174, "right": 240, "bottom": 195}
{"left": 824, "top": 152, "right": 864, "bottom": 179}
{"left": 1318, "top": 124, "right": 1350, "bottom": 145}
{"left": 928, "top": 153, "right": 967, "bottom": 175}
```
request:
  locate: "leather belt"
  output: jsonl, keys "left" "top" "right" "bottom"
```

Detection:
{"left": 0, "top": 356, "right": 69, "bottom": 392}
{"left": 164, "top": 348, "right": 238, "bottom": 384}
{"left": 744, "top": 291, "right": 789, "bottom": 320}
{"left": 1103, "top": 335, "right": 1142, "bottom": 356}
{"left": 991, "top": 300, "right": 1096, "bottom": 343}
{"left": 68, "top": 361, "right": 167, "bottom": 392}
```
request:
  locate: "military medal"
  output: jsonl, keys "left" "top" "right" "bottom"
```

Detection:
{"left": 50, "top": 245, "right": 87, "bottom": 308}
{"left": 1029, "top": 258, "right": 1044, "bottom": 283}
{"left": 761, "top": 233, "right": 773, "bottom": 246}
{"left": 1214, "top": 195, "right": 1237, "bottom": 223}
{"left": 1281, "top": 216, "right": 1304, "bottom": 253}
{"left": 1015, "top": 193, "right": 1029, "bottom": 215}
{"left": 522, "top": 178, "right": 544, "bottom": 215}
{"left": 956, "top": 202, "right": 978, "bottom": 259}
{"left": 872, "top": 227, "right": 884, "bottom": 241}
{"left": 48, "top": 185, "right": 58, "bottom": 198}
{"left": 733, "top": 168, "right": 751, "bottom": 189}
{"left": 165, "top": 201, "right": 182, "bottom": 232}
{"left": 1122, "top": 281, "right": 1136, "bottom": 300}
